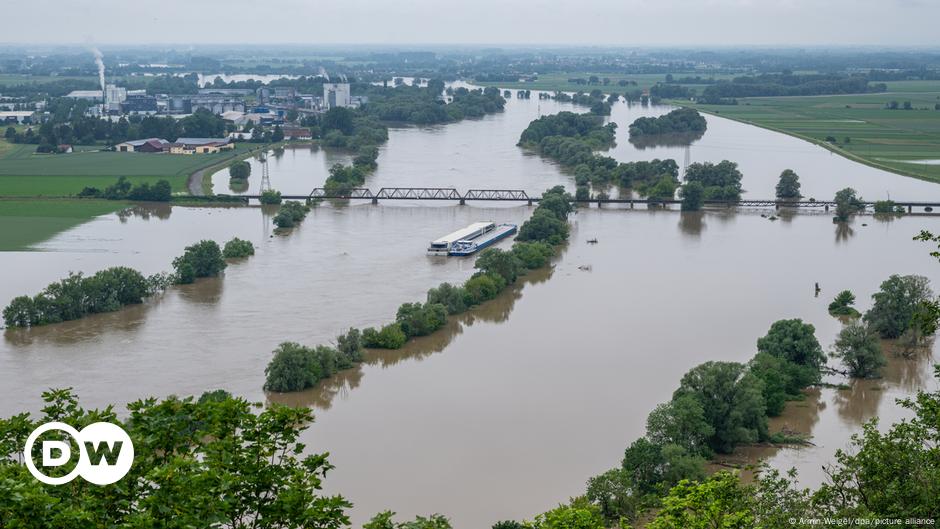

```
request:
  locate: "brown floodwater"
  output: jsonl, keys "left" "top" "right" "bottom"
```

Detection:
{"left": 3, "top": 92, "right": 940, "bottom": 527}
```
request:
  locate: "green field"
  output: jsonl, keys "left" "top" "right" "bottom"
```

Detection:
{"left": 0, "top": 142, "right": 254, "bottom": 197}
{"left": 686, "top": 80, "right": 940, "bottom": 183}
{"left": 0, "top": 199, "right": 125, "bottom": 251}
{"left": 473, "top": 71, "right": 736, "bottom": 93}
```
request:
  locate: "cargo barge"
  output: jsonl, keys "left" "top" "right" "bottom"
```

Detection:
{"left": 427, "top": 222, "right": 518, "bottom": 256}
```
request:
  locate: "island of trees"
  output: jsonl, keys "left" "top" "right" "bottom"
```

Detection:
{"left": 627, "top": 108, "right": 707, "bottom": 141}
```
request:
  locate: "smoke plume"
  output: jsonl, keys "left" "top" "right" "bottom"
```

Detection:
{"left": 91, "top": 47, "right": 105, "bottom": 91}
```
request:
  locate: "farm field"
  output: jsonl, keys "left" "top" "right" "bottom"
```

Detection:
{"left": 686, "top": 80, "right": 940, "bottom": 182}
{"left": 0, "top": 199, "right": 124, "bottom": 251}
{"left": 472, "top": 71, "right": 736, "bottom": 93}
{"left": 0, "top": 141, "right": 254, "bottom": 196}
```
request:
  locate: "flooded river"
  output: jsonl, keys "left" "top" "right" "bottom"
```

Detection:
{"left": 3, "top": 93, "right": 940, "bottom": 526}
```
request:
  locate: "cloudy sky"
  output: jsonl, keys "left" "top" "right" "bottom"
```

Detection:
{"left": 4, "top": 0, "right": 939, "bottom": 46}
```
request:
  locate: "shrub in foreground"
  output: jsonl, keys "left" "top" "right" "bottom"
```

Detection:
{"left": 222, "top": 237, "right": 255, "bottom": 259}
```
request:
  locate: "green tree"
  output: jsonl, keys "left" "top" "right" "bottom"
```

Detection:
{"left": 229, "top": 160, "right": 251, "bottom": 179}
{"left": 775, "top": 169, "right": 802, "bottom": 200}
{"left": 679, "top": 181, "right": 704, "bottom": 211}
{"left": 222, "top": 237, "right": 255, "bottom": 258}
{"left": 0, "top": 389, "right": 351, "bottom": 527}
{"left": 427, "top": 282, "right": 469, "bottom": 315}
{"left": 362, "top": 323, "right": 408, "bottom": 349}
{"left": 526, "top": 499, "right": 605, "bottom": 529}
{"left": 833, "top": 187, "right": 864, "bottom": 222}
{"left": 673, "top": 361, "right": 768, "bottom": 453}
{"left": 815, "top": 365, "right": 940, "bottom": 518}
{"left": 395, "top": 302, "right": 447, "bottom": 337}
{"left": 828, "top": 290, "right": 860, "bottom": 317}
{"left": 645, "top": 394, "right": 714, "bottom": 455}
{"left": 756, "top": 319, "right": 825, "bottom": 391}
{"left": 516, "top": 209, "right": 569, "bottom": 245}
{"left": 511, "top": 241, "right": 555, "bottom": 269}
{"left": 748, "top": 352, "right": 794, "bottom": 416}
{"left": 260, "top": 189, "right": 283, "bottom": 205}
{"left": 474, "top": 248, "right": 521, "bottom": 285}
{"left": 172, "top": 240, "right": 226, "bottom": 284}
{"left": 647, "top": 472, "right": 753, "bottom": 529}
{"left": 271, "top": 124, "right": 284, "bottom": 142}
{"left": 863, "top": 274, "right": 933, "bottom": 338}
{"left": 833, "top": 321, "right": 886, "bottom": 378}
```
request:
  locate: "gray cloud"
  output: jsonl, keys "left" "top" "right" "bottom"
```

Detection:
{"left": 2, "top": 0, "right": 939, "bottom": 46}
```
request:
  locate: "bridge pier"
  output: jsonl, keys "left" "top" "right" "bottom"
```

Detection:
{"left": 459, "top": 198, "right": 465, "bottom": 205}
{"left": 909, "top": 205, "right": 913, "bottom": 213}
{"left": 527, "top": 199, "right": 533, "bottom": 206}
{"left": 372, "top": 197, "right": 378, "bottom": 205}
{"left": 629, "top": 200, "right": 634, "bottom": 209}
{"left": 825, "top": 205, "right": 829, "bottom": 212}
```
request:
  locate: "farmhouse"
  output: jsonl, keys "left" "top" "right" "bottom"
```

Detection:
{"left": 115, "top": 138, "right": 171, "bottom": 152}
{"left": 169, "top": 137, "right": 234, "bottom": 154}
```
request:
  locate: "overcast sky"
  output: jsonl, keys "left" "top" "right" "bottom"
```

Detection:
{"left": 4, "top": 0, "right": 939, "bottom": 47}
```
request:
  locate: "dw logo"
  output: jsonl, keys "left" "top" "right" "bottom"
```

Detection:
{"left": 24, "top": 422, "right": 134, "bottom": 485}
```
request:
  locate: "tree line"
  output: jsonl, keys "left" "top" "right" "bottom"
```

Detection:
{"left": 263, "top": 187, "right": 573, "bottom": 393}
{"left": 3, "top": 238, "right": 252, "bottom": 327}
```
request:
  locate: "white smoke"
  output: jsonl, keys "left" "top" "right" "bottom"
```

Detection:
{"left": 91, "top": 47, "right": 105, "bottom": 91}
{"left": 318, "top": 67, "right": 330, "bottom": 82}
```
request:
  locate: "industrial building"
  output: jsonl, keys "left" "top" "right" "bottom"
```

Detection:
{"left": 323, "top": 83, "right": 351, "bottom": 109}
{"left": 115, "top": 138, "right": 170, "bottom": 152}
{"left": 0, "top": 111, "right": 39, "bottom": 124}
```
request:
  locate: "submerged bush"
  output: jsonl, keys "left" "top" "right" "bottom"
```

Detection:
{"left": 222, "top": 237, "right": 255, "bottom": 259}
{"left": 362, "top": 323, "right": 408, "bottom": 349}
{"left": 259, "top": 189, "right": 282, "bottom": 205}
{"left": 273, "top": 201, "right": 310, "bottom": 229}
{"left": 172, "top": 240, "right": 226, "bottom": 284}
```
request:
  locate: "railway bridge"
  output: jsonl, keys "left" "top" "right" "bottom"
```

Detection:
{"left": 235, "top": 187, "right": 940, "bottom": 213}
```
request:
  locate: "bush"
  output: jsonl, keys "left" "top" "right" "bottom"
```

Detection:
{"left": 395, "top": 302, "right": 447, "bottom": 337}
{"left": 517, "top": 209, "right": 569, "bottom": 245}
{"left": 463, "top": 273, "right": 505, "bottom": 305}
{"left": 172, "top": 240, "right": 226, "bottom": 284}
{"left": 427, "top": 282, "right": 469, "bottom": 315}
{"left": 511, "top": 241, "right": 555, "bottom": 269}
{"left": 474, "top": 248, "right": 521, "bottom": 285}
{"left": 222, "top": 237, "right": 255, "bottom": 259}
{"left": 263, "top": 342, "right": 347, "bottom": 392}
{"left": 128, "top": 180, "right": 172, "bottom": 202}
{"left": 873, "top": 200, "right": 903, "bottom": 214}
{"left": 259, "top": 189, "right": 282, "bottom": 205}
{"left": 362, "top": 323, "right": 408, "bottom": 349}
{"left": 273, "top": 201, "right": 310, "bottom": 229}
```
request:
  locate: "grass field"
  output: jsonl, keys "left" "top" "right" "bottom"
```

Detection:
{"left": 0, "top": 142, "right": 254, "bottom": 196}
{"left": 685, "top": 80, "right": 940, "bottom": 183}
{"left": 472, "top": 71, "right": 736, "bottom": 93}
{"left": 0, "top": 199, "right": 124, "bottom": 251}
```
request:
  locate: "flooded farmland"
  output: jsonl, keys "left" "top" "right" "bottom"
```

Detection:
{"left": 3, "top": 92, "right": 940, "bottom": 526}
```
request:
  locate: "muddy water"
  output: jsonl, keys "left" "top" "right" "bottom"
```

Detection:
{"left": 211, "top": 93, "right": 940, "bottom": 201}
{"left": 4, "top": 93, "right": 940, "bottom": 527}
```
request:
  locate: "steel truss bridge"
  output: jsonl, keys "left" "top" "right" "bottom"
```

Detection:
{"left": 237, "top": 187, "right": 940, "bottom": 213}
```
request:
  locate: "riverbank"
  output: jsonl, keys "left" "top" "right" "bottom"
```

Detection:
{"left": 681, "top": 85, "right": 940, "bottom": 185}
{"left": 0, "top": 198, "right": 127, "bottom": 251}
{"left": 190, "top": 140, "right": 309, "bottom": 195}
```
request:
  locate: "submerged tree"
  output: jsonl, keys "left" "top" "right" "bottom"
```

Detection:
{"left": 775, "top": 169, "right": 802, "bottom": 200}
{"left": 833, "top": 187, "right": 864, "bottom": 222}
{"left": 833, "top": 321, "right": 886, "bottom": 378}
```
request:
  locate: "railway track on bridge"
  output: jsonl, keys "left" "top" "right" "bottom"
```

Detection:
{"left": 229, "top": 187, "right": 940, "bottom": 212}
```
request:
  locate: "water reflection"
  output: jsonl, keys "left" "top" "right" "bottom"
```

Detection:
{"left": 3, "top": 301, "right": 151, "bottom": 347}
{"left": 835, "top": 222, "right": 855, "bottom": 243}
{"left": 628, "top": 131, "right": 705, "bottom": 150}
{"left": 117, "top": 203, "right": 173, "bottom": 222}
{"left": 177, "top": 276, "right": 225, "bottom": 305}
{"left": 678, "top": 211, "right": 706, "bottom": 237}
